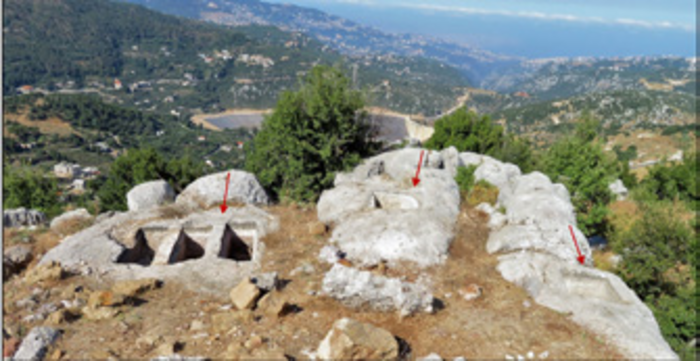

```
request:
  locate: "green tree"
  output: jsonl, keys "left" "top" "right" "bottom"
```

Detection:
{"left": 166, "top": 154, "right": 204, "bottom": 193}
{"left": 245, "top": 65, "right": 378, "bottom": 202}
{"left": 97, "top": 148, "right": 166, "bottom": 211}
{"left": 96, "top": 148, "right": 204, "bottom": 211}
{"left": 3, "top": 167, "right": 61, "bottom": 216}
{"left": 426, "top": 108, "right": 503, "bottom": 154}
{"left": 640, "top": 152, "right": 698, "bottom": 211}
{"left": 542, "top": 116, "right": 618, "bottom": 236}
{"left": 424, "top": 108, "right": 536, "bottom": 172}
{"left": 613, "top": 202, "right": 692, "bottom": 296}
{"left": 611, "top": 200, "right": 696, "bottom": 360}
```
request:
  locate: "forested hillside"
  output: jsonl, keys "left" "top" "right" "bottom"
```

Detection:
{"left": 3, "top": 0, "right": 469, "bottom": 116}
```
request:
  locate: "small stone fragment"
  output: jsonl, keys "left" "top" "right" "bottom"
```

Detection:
{"left": 250, "top": 273, "right": 278, "bottom": 292}
{"left": 4, "top": 245, "right": 33, "bottom": 278}
{"left": 112, "top": 278, "right": 162, "bottom": 297}
{"left": 459, "top": 284, "right": 482, "bottom": 301}
{"left": 189, "top": 320, "right": 205, "bottom": 331}
{"left": 257, "top": 293, "right": 295, "bottom": 319}
{"left": 13, "top": 327, "right": 61, "bottom": 360}
{"left": 317, "top": 318, "right": 399, "bottom": 360}
{"left": 155, "top": 340, "right": 183, "bottom": 355}
{"left": 88, "top": 291, "right": 127, "bottom": 308}
{"left": 229, "top": 279, "right": 261, "bottom": 310}
{"left": 46, "top": 309, "right": 74, "bottom": 325}
{"left": 137, "top": 333, "right": 165, "bottom": 350}
{"left": 418, "top": 353, "right": 443, "bottom": 361}
{"left": 81, "top": 306, "right": 121, "bottom": 321}
{"left": 243, "top": 335, "right": 264, "bottom": 351}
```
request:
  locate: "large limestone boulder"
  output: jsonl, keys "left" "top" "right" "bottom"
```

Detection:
{"left": 127, "top": 180, "right": 175, "bottom": 211}
{"left": 487, "top": 172, "right": 591, "bottom": 263}
{"left": 39, "top": 205, "right": 277, "bottom": 300}
{"left": 318, "top": 148, "right": 460, "bottom": 267}
{"left": 50, "top": 208, "right": 93, "bottom": 232}
{"left": 330, "top": 211, "right": 453, "bottom": 267}
{"left": 3, "top": 208, "right": 46, "bottom": 228}
{"left": 322, "top": 263, "right": 433, "bottom": 316}
{"left": 498, "top": 252, "right": 678, "bottom": 360}
{"left": 609, "top": 179, "right": 629, "bottom": 200}
{"left": 467, "top": 154, "right": 678, "bottom": 359}
{"left": 317, "top": 318, "right": 399, "bottom": 360}
{"left": 176, "top": 170, "right": 268, "bottom": 210}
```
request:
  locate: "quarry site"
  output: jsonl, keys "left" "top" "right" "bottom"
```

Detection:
{"left": 2, "top": 147, "right": 678, "bottom": 360}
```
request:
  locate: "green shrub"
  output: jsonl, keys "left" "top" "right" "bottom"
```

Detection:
{"left": 96, "top": 148, "right": 204, "bottom": 211}
{"left": 611, "top": 200, "right": 696, "bottom": 360}
{"left": 650, "top": 286, "right": 696, "bottom": 361}
{"left": 455, "top": 165, "right": 478, "bottom": 194}
{"left": 425, "top": 108, "right": 536, "bottom": 172}
{"left": 245, "top": 65, "right": 379, "bottom": 202}
{"left": 454, "top": 165, "right": 499, "bottom": 206}
{"left": 639, "top": 152, "right": 698, "bottom": 211}
{"left": 3, "top": 166, "right": 61, "bottom": 217}
{"left": 542, "top": 116, "right": 618, "bottom": 236}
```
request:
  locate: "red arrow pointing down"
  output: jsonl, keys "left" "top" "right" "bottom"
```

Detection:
{"left": 412, "top": 150, "right": 425, "bottom": 187}
{"left": 568, "top": 225, "right": 586, "bottom": 265}
{"left": 220, "top": 172, "right": 231, "bottom": 214}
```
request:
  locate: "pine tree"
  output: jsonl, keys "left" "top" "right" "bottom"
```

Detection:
{"left": 245, "top": 65, "right": 378, "bottom": 202}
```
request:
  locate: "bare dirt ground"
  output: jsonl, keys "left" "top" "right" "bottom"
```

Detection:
{"left": 3, "top": 203, "right": 623, "bottom": 359}
{"left": 3, "top": 110, "right": 77, "bottom": 137}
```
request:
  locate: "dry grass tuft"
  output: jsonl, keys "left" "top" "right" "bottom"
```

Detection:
{"left": 466, "top": 180, "right": 500, "bottom": 206}
{"left": 52, "top": 217, "right": 94, "bottom": 238}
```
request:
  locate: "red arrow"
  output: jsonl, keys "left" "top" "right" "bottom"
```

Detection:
{"left": 412, "top": 150, "right": 425, "bottom": 187}
{"left": 568, "top": 225, "right": 586, "bottom": 265}
{"left": 220, "top": 172, "right": 231, "bottom": 214}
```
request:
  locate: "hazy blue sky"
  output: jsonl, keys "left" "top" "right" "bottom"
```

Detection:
{"left": 265, "top": 0, "right": 696, "bottom": 58}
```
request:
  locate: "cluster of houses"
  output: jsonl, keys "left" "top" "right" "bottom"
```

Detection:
{"left": 53, "top": 162, "right": 100, "bottom": 193}
{"left": 237, "top": 54, "right": 275, "bottom": 68}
